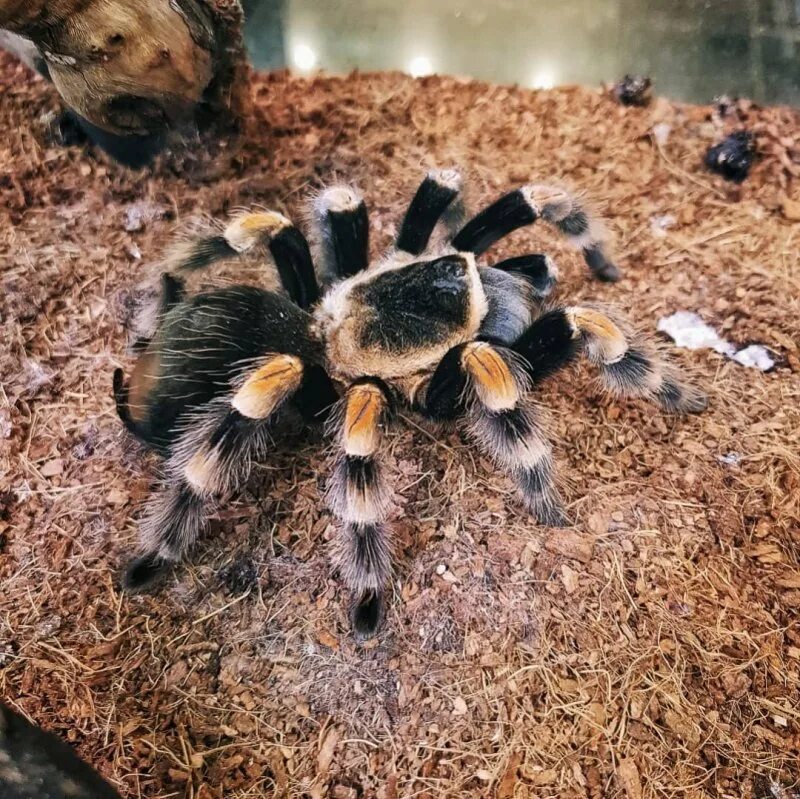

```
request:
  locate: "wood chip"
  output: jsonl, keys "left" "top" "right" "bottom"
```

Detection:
{"left": 40, "top": 458, "right": 64, "bottom": 477}
{"left": 496, "top": 752, "right": 521, "bottom": 799}
{"left": 545, "top": 530, "right": 595, "bottom": 563}
{"left": 452, "top": 697, "right": 468, "bottom": 715}
{"left": 617, "top": 759, "right": 643, "bottom": 799}
{"left": 561, "top": 564, "right": 580, "bottom": 594}
{"left": 780, "top": 197, "right": 800, "bottom": 221}
{"left": 316, "top": 628, "right": 339, "bottom": 650}
{"left": 317, "top": 726, "right": 340, "bottom": 776}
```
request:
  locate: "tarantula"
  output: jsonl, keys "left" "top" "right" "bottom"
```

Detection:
{"left": 114, "top": 169, "right": 706, "bottom": 638}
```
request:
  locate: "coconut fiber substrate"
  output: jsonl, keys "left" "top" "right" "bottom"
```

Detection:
{"left": 1, "top": 52, "right": 799, "bottom": 799}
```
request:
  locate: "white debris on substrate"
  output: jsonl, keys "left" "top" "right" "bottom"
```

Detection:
{"left": 657, "top": 311, "right": 775, "bottom": 371}
{"left": 732, "top": 344, "right": 775, "bottom": 371}
{"left": 652, "top": 122, "right": 671, "bottom": 146}
{"left": 717, "top": 452, "right": 742, "bottom": 467}
{"left": 650, "top": 214, "right": 677, "bottom": 238}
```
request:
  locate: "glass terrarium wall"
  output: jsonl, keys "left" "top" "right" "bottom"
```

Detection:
{"left": 243, "top": 0, "right": 800, "bottom": 105}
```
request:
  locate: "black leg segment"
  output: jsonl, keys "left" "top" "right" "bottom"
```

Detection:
{"left": 415, "top": 343, "right": 469, "bottom": 421}
{"left": 167, "top": 211, "right": 321, "bottom": 308}
{"left": 397, "top": 169, "right": 463, "bottom": 255}
{"left": 293, "top": 364, "right": 339, "bottom": 423}
{"left": 455, "top": 183, "right": 624, "bottom": 282}
{"left": 492, "top": 253, "right": 558, "bottom": 296}
{"left": 312, "top": 186, "right": 371, "bottom": 280}
{"left": 583, "top": 244, "right": 621, "bottom": 282}
{"left": 512, "top": 309, "right": 581, "bottom": 385}
{"left": 268, "top": 225, "right": 321, "bottom": 309}
{"left": 452, "top": 189, "right": 537, "bottom": 256}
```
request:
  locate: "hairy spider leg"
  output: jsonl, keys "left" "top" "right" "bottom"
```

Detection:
{"left": 513, "top": 307, "right": 708, "bottom": 413}
{"left": 326, "top": 378, "right": 395, "bottom": 639}
{"left": 112, "top": 367, "right": 138, "bottom": 438}
{"left": 490, "top": 253, "right": 558, "bottom": 297}
{"left": 165, "top": 210, "right": 320, "bottom": 308}
{"left": 117, "top": 273, "right": 187, "bottom": 427}
{"left": 129, "top": 272, "right": 187, "bottom": 354}
{"left": 396, "top": 168, "right": 465, "bottom": 255}
{"left": 123, "top": 354, "right": 311, "bottom": 591}
{"left": 418, "top": 342, "right": 568, "bottom": 526}
{"left": 310, "top": 186, "right": 370, "bottom": 282}
{"left": 452, "top": 184, "right": 622, "bottom": 282}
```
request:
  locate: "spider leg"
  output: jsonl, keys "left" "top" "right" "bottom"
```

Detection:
{"left": 452, "top": 184, "right": 621, "bottom": 282}
{"left": 113, "top": 274, "right": 189, "bottom": 449}
{"left": 397, "top": 169, "right": 464, "bottom": 255}
{"left": 417, "top": 343, "right": 567, "bottom": 526}
{"left": 310, "top": 186, "right": 370, "bottom": 282}
{"left": 166, "top": 211, "right": 320, "bottom": 308}
{"left": 478, "top": 262, "right": 551, "bottom": 345}
{"left": 112, "top": 368, "right": 140, "bottom": 438}
{"left": 327, "top": 379, "right": 394, "bottom": 639}
{"left": 513, "top": 307, "right": 708, "bottom": 412}
{"left": 490, "top": 253, "right": 558, "bottom": 297}
{"left": 129, "top": 272, "right": 187, "bottom": 354}
{"left": 122, "top": 354, "right": 310, "bottom": 591}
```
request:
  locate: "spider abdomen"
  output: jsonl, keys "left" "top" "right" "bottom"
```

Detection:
{"left": 125, "top": 286, "right": 321, "bottom": 448}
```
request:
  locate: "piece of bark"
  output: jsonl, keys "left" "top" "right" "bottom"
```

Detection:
{"left": 0, "top": 0, "right": 247, "bottom": 138}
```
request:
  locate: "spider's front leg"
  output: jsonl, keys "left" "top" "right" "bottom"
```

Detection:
{"left": 513, "top": 307, "right": 708, "bottom": 413}
{"left": 310, "top": 186, "right": 370, "bottom": 282}
{"left": 327, "top": 379, "right": 395, "bottom": 639}
{"left": 396, "top": 168, "right": 466, "bottom": 255}
{"left": 123, "top": 354, "right": 332, "bottom": 590}
{"left": 452, "top": 183, "right": 621, "bottom": 282}
{"left": 417, "top": 343, "right": 568, "bottom": 527}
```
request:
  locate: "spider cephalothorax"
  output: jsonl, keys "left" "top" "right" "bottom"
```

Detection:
{"left": 114, "top": 169, "right": 706, "bottom": 638}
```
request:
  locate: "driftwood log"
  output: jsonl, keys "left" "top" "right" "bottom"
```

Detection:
{"left": 0, "top": 0, "right": 247, "bottom": 141}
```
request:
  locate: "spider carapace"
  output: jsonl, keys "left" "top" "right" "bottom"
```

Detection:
{"left": 114, "top": 169, "right": 706, "bottom": 638}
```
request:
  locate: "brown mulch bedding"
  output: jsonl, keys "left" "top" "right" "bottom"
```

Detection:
{"left": 1, "top": 52, "right": 799, "bottom": 799}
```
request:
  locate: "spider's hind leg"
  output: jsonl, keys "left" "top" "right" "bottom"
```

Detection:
{"left": 491, "top": 253, "right": 559, "bottom": 297}
{"left": 112, "top": 368, "right": 139, "bottom": 438}
{"left": 129, "top": 272, "right": 187, "bottom": 354}
{"left": 310, "top": 186, "right": 370, "bottom": 283}
{"left": 327, "top": 379, "right": 395, "bottom": 639}
{"left": 397, "top": 168, "right": 465, "bottom": 255}
{"left": 123, "top": 354, "right": 309, "bottom": 591}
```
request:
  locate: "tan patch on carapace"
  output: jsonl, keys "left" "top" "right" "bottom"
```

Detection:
{"left": 343, "top": 383, "right": 387, "bottom": 457}
{"left": 567, "top": 307, "right": 627, "bottom": 363}
{"left": 317, "top": 252, "right": 488, "bottom": 382}
{"left": 461, "top": 342, "right": 519, "bottom": 411}
{"left": 231, "top": 354, "right": 304, "bottom": 419}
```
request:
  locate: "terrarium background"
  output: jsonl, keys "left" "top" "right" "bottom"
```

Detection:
{"left": 244, "top": 0, "right": 800, "bottom": 105}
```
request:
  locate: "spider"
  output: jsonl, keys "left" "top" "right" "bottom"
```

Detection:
{"left": 114, "top": 169, "right": 706, "bottom": 638}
